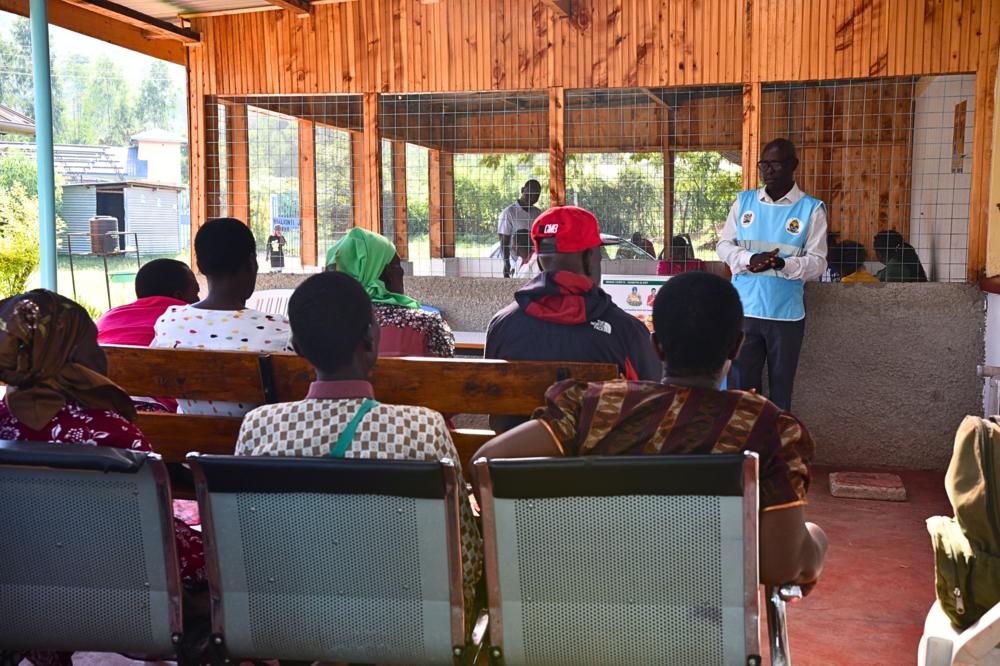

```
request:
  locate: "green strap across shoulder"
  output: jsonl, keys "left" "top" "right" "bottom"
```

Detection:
{"left": 329, "top": 398, "right": 380, "bottom": 458}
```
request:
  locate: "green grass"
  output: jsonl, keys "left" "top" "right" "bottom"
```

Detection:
{"left": 27, "top": 251, "right": 190, "bottom": 318}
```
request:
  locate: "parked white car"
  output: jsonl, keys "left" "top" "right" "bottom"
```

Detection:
{"left": 486, "top": 233, "right": 656, "bottom": 260}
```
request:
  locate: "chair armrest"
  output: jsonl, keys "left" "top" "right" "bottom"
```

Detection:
{"left": 953, "top": 601, "right": 1000, "bottom": 663}
{"left": 766, "top": 585, "right": 800, "bottom": 666}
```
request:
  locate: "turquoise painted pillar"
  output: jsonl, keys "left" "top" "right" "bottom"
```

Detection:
{"left": 30, "top": 0, "right": 57, "bottom": 291}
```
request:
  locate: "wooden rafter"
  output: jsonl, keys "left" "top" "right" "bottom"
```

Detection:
{"left": 64, "top": 0, "right": 199, "bottom": 42}
{"left": 641, "top": 88, "right": 671, "bottom": 111}
{"left": 0, "top": 0, "right": 188, "bottom": 63}
{"left": 263, "top": 0, "right": 312, "bottom": 17}
{"left": 543, "top": 0, "right": 571, "bottom": 18}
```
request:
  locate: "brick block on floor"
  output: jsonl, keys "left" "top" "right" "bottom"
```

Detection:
{"left": 829, "top": 471, "right": 907, "bottom": 501}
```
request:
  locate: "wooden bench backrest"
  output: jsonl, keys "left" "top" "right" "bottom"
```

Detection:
{"left": 104, "top": 346, "right": 619, "bottom": 468}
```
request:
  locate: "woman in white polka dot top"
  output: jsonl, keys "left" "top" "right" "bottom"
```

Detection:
{"left": 152, "top": 218, "right": 292, "bottom": 416}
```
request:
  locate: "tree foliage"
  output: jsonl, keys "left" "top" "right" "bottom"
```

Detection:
{"left": 0, "top": 182, "right": 41, "bottom": 297}
{"left": 0, "top": 18, "right": 184, "bottom": 146}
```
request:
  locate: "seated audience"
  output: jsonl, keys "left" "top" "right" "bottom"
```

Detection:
{"left": 630, "top": 231, "right": 657, "bottom": 258}
{"left": 327, "top": 227, "right": 454, "bottom": 358}
{"left": 98, "top": 258, "right": 200, "bottom": 413}
{"left": 486, "top": 206, "right": 659, "bottom": 431}
{"left": 873, "top": 229, "right": 928, "bottom": 283}
{"left": 510, "top": 228, "right": 538, "bottom": 277}
{"left": 830, "top": 241, "right": 879, "bottom": 283}
{"left": 0, "top": 291, "right": 205, "bottom": 577}
{"left": 474, "top": 272, "right": 828, "bottom": 590}
{"left": 486, "top": 206, "right": 659, "bottom": 376}
{"left": 97, "top": 258, "right": 200, "bottom": 346}
{"left": 235, "top": 272, "right": 481, "bottom": 603}
{"left": 657, "top": 234, "right": 707, "bottom": 275}
{"left": 152, "top": 218, "right": 291, "bottom": 416}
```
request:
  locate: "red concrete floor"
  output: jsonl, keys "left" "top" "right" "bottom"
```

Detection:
{"left": 775, "top": 465, "right": 952, "bottom": 666}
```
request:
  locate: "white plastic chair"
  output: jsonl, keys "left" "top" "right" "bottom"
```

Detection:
{"left": 918, "top": 601, "right": 1000, "bottom": 666}
{"left": 245, "top": 289, "right": 293, "bottom": 317}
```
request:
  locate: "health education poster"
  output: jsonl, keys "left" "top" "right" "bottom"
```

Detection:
{"left": 600, "top": 274, "right": 671, "bottom": 333}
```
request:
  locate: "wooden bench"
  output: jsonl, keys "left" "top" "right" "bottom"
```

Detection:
{"left": 103, "top": 345, "right": 618, "bottom": 473}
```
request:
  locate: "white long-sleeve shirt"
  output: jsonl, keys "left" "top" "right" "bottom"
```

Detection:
{"left": 716, "top": 184, "right": 828, "bottom": 282}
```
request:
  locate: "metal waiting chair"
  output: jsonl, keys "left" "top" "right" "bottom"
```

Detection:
{"left": 474, "top": 452, "right": 791, "bottom": 666}
{"left": 0, "top": 441, "right": 183, "bottom": 658}
{"left": 188, "top": 454, "right": 482, "bottom": 665}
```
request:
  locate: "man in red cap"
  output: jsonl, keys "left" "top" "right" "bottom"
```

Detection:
{"left": 485, "top": 206, "right": 660, "bottom": 430}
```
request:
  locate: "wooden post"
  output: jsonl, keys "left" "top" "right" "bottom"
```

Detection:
{"left": 661, "top": 105, "right": 673, "bottom": 253}
{"left": 428, "top": 149, "right": 442, "bottom": 258}
{"left": 298, "top": 118, "right": 317, "bottom": 267}
{"left": 972, "top": 45, "right": 1000, "bottom": 280}
{"left": 986, "top": 56, "right": 1000, "bottom": 278}
{"left": 663, "top": 151, "right": 674, "bottom": 253}
{"left": 350, "top": 131, "right": 366, "bottom": 229}
{"left": 359, "top": 92, "right": 382, "bottom": 232}
{"left": 441, "top": 151, "right": 455, "bottom": 258}
{"left": 187, "top": 48, "right": 207, "bottom": 268}
{"left": 390, "top": 141, "right": 409, "bottom": 260}
{"left": 204, "top": 102, "right": 222, "bottom": 220}
{"left": 226, "top": 102, "right": 250, "bottom": 223}
{"left": 741, "top": 82, "right": 762, "bottom": 191}
{"left": 549, "top": 86, "right": 566, "bottom": 206}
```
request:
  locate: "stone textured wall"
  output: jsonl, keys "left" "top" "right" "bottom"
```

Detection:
{"left": 242, "top": 272, "right": 986, "bottom": 470}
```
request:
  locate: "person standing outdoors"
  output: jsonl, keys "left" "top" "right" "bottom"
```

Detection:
{"left": 716, "top": 138, "right": 828, "bottom": 411}
{"left": 267, "top": 225, "right": 287, "bottom": 273}
{"left": 498, "top": 179, "right": 543, "bottom": 278}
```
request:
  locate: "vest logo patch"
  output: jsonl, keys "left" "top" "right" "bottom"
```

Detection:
{"left": 591, "top": 320, "right": 612, "bottom": 335}
{"left": 740, "top": 211, "right": 754, "bottom": 228}
{"left": 786, "top": 218, "right": 802, "bottom": 235}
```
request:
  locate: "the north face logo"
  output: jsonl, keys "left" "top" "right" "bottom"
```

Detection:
{"left": 591, "top": 320, "right": 612, "bottom": 334}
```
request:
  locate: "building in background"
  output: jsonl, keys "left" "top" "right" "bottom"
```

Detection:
{"left": 0, "top": 128, "right": 188, "bottom": 254}
{"left": 0, "top": 104, "right": 34, "bottom": 136}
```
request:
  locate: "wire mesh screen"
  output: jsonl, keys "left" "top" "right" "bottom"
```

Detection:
{"left": 202, "top": 80, "right": 974, "bottom": 282}
{"left": 206, "top": 95, "right": 362, "bottom": 272}
{"left": 566, "top": 87, "right": 744, "bottom": 264}
{"left": 380, "top": 92, "right": 550, "bottom": 277}
{"left": 761, "top": 74, "right": 975, "bottom": 283}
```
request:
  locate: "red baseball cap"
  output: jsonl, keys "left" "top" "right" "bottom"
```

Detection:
{"left": 531, "top": 206, "right": 605, "bottom": 254}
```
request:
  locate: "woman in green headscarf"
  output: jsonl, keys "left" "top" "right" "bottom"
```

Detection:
{"left": 326, "top": 228, "right": 454, "bottom": 357}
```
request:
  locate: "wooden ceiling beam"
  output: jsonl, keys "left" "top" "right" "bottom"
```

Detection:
{"left": 63, "top": 0, "right": 200, "bottom": 42}
{"left": 0, "top": 0, "right": 187, "bottom": 64}
{"left": 543, "top": 0, "right": 572, "bottom": 18}
{"left": 262, "top": 0, "right": 312, "bottom": 17}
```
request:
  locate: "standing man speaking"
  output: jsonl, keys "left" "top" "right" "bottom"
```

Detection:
{"left": 716, "top": 138, "right": 827, "bottom": 411}
{"left": 498, "top": 179, "right": 543, "bottom": 278}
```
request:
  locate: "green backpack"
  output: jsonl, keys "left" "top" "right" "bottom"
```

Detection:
{"left": 928, "top": 415, "right": 1000, "bottom": 629}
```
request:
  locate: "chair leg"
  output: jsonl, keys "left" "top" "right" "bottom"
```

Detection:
{"left": 766, "top": 586, "right": 793, "bottom": 666}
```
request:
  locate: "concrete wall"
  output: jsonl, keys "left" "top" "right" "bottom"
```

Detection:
{"left": 794, "top": 283, "right": 983, "bottom": 470}
{"left": 251, "top": 272, "right": 986, "bottom": 470}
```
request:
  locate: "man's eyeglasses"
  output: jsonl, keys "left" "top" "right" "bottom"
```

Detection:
{"left": 757, "top": 159, "right": 789, "bottom": 172}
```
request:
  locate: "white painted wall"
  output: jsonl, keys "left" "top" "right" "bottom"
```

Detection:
{"left": 135, "top": 141, "right": 182, "bottom": 185}
{"left": 985, "top": 292, "right": 1000, "bottom": 416}
{"left": 909, "top": 74, "right": 976, "bottom": 282}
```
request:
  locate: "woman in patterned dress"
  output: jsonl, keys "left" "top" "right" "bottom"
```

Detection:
{"left": 327, "top": 227, "right": 455, "bottom": 358}
{"left": 0, "top": 290, "right": 206, "bottom": 665}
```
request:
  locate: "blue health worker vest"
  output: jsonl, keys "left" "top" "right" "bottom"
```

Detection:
{"left": 731, "top": 189, "right": 823, "bottom": 321}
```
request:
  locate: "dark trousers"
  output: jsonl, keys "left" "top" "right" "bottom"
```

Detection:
{"left": 728, "top": 316, "right": 806, "bottom": 412}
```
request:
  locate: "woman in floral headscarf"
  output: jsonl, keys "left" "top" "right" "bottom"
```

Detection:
{"left": 0, "top": 290, "right": 207, "bottom": 664}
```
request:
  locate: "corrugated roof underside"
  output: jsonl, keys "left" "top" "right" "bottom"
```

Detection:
{"left": 121, "top": 0, "right": 273, "bottom": 24}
